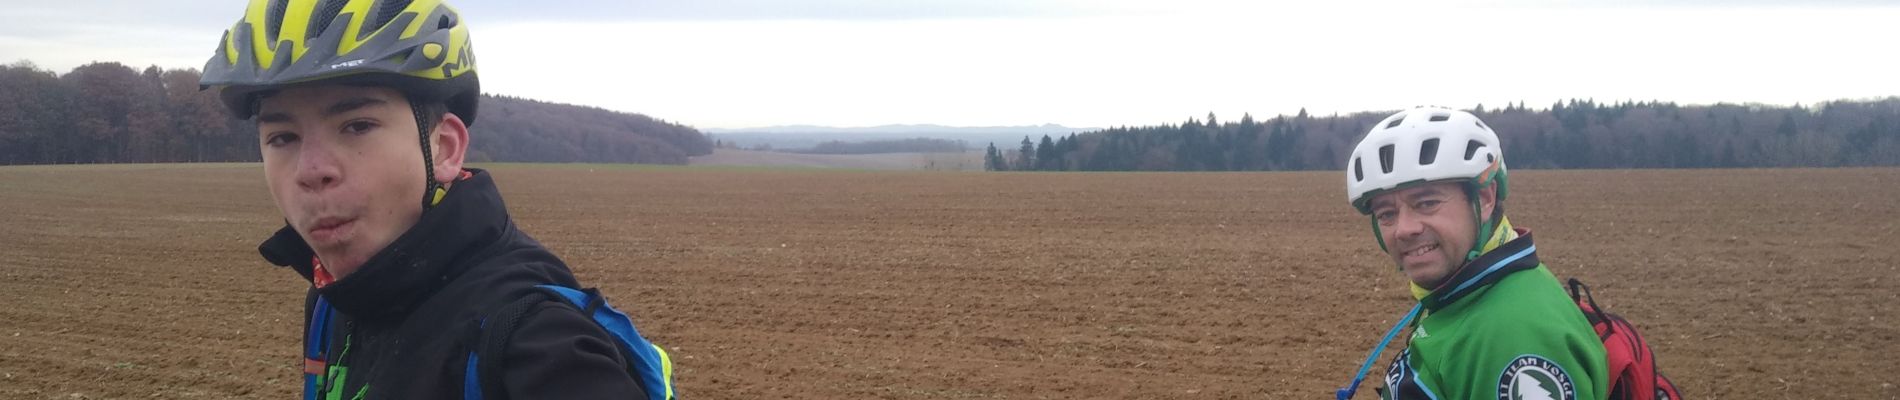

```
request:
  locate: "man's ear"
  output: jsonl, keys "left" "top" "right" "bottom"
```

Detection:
{"left": 429, "top": 112, "right": 471, "bottom": 184}
{"left": 1477, "top": 182, "right": 1499, "bottom": 217}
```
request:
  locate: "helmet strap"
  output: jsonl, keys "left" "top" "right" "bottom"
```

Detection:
{"left": 1370, "top": 216, "right": 1389, "bottom": 254}
{"left": 1464, "top": 170, "right": 1507, "bottom": 262}
{"left": 413, "top": 104, "right": 446, "bottom": 210}
{"left": 1466, "top": 185, "right": 1489, "bottom": 262}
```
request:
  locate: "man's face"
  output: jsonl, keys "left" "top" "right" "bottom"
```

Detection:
{"left": 257, "top": 85, "right": 426, "bottom": 279}
{"left": 1367, "top": 181, "right": 1493, "bottom": 289}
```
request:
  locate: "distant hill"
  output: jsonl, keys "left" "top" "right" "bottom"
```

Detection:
{"left": 472, "top": 95, "right": 711, "bottom": 164}
{"left": 689, "top": 149, "right": 981, "bottom": 171}
{"left": 0, "top": 60, "right": 710, "bottom": 165}
{"left": 706, "top": 123, "right": 1090, "bottom": 134}
{"left": 704, "top": 124, "right": 1097, "bottom": 151}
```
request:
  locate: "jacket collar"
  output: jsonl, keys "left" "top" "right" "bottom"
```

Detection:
{"left": 259, "top": 168, "right": 511, "bottom": 320}
{"left": 1420, "top": 228, "right": 1541, "bottom": 311}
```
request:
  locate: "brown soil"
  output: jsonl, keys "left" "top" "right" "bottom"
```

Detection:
{"left": 0, "top": 164, "right": 1894, "bottom": 399}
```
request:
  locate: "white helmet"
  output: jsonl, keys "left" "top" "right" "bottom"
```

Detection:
{"left": 1345, "top": 107, "right": 1505, "bottom": 214}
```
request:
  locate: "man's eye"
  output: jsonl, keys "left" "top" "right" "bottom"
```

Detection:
{"left": 342, "top": 121, "right": 377, "bottom": 135}
{"left": 265, "top": 133, "right": 299, "bottom": 147}
{"left": 1415, "top": 200, "right": 1442, "bottom": 210}
{"left": 1374, "top": 210, "right": 1398, "bottom": 224}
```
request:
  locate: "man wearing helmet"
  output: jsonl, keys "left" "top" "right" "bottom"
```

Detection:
{"left": 1344, "top": 108, "right": 1607, "bottom": 400}
{"left": 200, "top": 0, "right": 650, "bottom": 398}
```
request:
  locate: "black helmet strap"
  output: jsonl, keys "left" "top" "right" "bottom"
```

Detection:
{"left": 413, "top": 103, "right": 443, "bottom": 211}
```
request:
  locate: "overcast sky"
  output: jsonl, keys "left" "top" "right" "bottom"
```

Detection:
{"left": 3, "top": 0, "right": 1897, "bottom": 129}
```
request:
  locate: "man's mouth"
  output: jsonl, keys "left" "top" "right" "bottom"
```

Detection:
{"left": 1402, "top": 243, "right": 1440, "bottom": 259}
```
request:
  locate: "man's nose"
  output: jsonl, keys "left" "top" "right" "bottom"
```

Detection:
{"left": 1387, "top": 208, "right": 1426, "bottom": 239}
{"left": 295, "top": 144, "right": 342, "bottom": 192}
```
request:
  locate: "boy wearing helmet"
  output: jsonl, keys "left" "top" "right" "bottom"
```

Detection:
{"left": 200, "top": 0, "right": 651, "bottom": 398}
{"left": 1345, "top": 108, "right": 1607, "bottom": 400}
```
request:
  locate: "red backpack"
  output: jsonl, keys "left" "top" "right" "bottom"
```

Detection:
{"left": 1568, "top": 278, "right": 1684, "bottom": 400}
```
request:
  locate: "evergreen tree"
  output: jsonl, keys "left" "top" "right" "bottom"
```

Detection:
{"left": 1035, "top": 134, "right": 1058, "bottom": 171}
{"left": 984, "top": 142, "right": 1006, "bottom": 171}
{"left": 1015, "top": 136, "right": 1035, "bottom": 171}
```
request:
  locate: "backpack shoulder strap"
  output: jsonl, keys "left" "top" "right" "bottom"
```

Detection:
{"left": 535, "top": 284, "right": 676, "bottom": 400}
{"left": 466, "top": 285, "right": 676, "bottom": 400}
{"left": 303, "top": 293, "right": 333, "bottom": 400}
{"left": 532, "top": 285, "right": 674, "bottom": 400}
{"left": 465, "top": 288, "right": 555, "bottom": 400}
{"left": 1567, "top": 278, "right": 1615, "bottom": 337}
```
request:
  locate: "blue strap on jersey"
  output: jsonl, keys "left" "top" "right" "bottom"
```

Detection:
{"left": 1337, "top": 304, "right": 1421, "bottom": 400}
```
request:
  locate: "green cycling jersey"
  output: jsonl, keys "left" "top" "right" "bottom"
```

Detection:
{"left": 1379, "top": 228, "right": 1608, "bottom": 400}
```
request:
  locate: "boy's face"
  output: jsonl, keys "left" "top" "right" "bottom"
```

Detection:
{"left": 256, "top": 85, "right": 427, "bottom": 279}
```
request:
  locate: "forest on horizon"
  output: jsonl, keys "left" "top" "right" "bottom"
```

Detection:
{"left": 4, "top": 60, "right": 1896, "bottom": 171}
{"left": 986, "top": 98, "right": 1900, "bottom": 171}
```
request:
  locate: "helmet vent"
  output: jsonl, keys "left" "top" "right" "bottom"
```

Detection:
{"left": 373, "top": 0, "right": 416, "bottom": 30}
{"left": 1385, "top": 118, "right": 1404, "bottom": 129}
{"left": 1428, "top": 113, "right": 1450, "bottom": 122}
{"left": 265, "top": 0, "right": 289, "bottom": 44}
{"left": 1353, "top": 157, "right": 1365, "bottom": 182}
{"left": 1378, "top": 145, "right": 1395, "bottom": 174}
{"left": 308, "top": 0, "right": 350, "bottom": 39}
{"left": 1464, "top": 140, "right": 1486, "bottom": 161}
{"left": 1419, "top": 138, "right": 1439, "bottom": 165}
{"left": 1476, "top": 120, "right": 1488, "bottom": 130}
{"left": 437, "top": 12, "right": 456, "bottom": 29}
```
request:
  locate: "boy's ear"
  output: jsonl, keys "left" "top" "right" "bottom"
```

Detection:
{"left": 430, "top": 112, "right": 470, "bottom": 183}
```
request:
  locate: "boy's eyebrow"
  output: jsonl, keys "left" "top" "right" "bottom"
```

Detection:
{"left": 323, "top": 97, "right": 388, "bottom": 118}
{"left": 255, "top": 96, "right": 388, "bottom": 124}
{"left": 257, "top": 111, "right": 293, "bottom": 124}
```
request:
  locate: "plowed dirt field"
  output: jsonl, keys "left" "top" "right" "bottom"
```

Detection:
{"left": 1, "top": 164, "right": 1895, "bottom": 399}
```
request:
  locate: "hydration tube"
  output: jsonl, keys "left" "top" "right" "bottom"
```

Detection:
{"left": 1335, "top": 304, "right": 1421, "bottom": 400}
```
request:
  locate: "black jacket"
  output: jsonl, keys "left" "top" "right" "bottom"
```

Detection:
{"left": 260, "top": 168, "right": 644, "bottom": 399}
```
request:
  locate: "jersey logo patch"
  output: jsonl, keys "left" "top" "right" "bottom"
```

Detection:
{"left": 1497, "top": 355, "right": 1575, "bottom": 400}
{"left": 1383, "top": 349, "right": 1411, "bottom": 391}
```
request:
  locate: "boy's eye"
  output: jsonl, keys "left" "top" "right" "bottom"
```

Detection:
{"left": 265, "top": 132, "right": 299, "bottom": 147}
{"left": 343, "top": 120, "right": 377, "bottom": 134}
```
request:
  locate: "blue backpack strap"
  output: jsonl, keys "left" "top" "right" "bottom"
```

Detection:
{"left": 465, "top": 289, "right": 550, "bottom": 400}
{"left": 304, "top": 296, "right": 334, "bottom": 400}
{"left": 463, "top": 353, "right": 481, "bottom": 400}
{"left": 534, "top": 285, "right": 676, "bottom": 400}
{"left": 464, "top": 286, "right": 675, "bottom": 400}
{"left": 1335, "top": 303, "right": 1420, "bottom": 400}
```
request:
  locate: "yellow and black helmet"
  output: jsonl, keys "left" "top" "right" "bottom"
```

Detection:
{"left": 200, "top": 0, "right": 479, "bottom": 124}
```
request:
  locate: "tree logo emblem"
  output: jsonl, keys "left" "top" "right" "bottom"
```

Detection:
{"left": 1496, "top": 355, "right": 1575, "bottom": 400}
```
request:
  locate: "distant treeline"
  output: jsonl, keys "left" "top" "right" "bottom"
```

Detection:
{"left": 0, "top": 60, "right": 710, "bottom": 165}
{"left": 985, "top": 99, "right": 1900, "bottom": 171}
{"left": 795, "top": 138, "right": 968, "bottom": 154}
